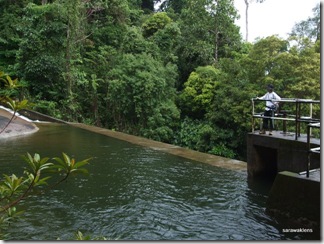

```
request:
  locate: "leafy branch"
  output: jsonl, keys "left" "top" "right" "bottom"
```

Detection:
{"left": 0, "top": 152, "right": 91, "bottom": 235}
{"left": 0, "top": 72, "right": 92, "bottom": 239}
{"left": 0, "top": 71, "right": 30, "bottom": 135}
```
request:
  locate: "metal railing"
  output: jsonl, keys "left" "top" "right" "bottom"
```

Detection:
{"left": 307, "top": 122, "right": 320, "bottom": 178}
{"left": 251, "top": 98, "right": 320, "bottom": 140}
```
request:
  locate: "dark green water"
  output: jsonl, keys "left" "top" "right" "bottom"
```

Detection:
{"left": 0, "top": 123, "right": 312, "bottom": 240}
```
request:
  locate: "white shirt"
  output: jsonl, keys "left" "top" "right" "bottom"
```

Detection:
{"left": 259, "top": 92, "right": 281, "bottom": 111}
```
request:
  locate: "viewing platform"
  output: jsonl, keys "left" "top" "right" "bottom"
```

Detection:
{"left": 247, "top": 98, "right": 320, "bottom": 179}
{"left": 248, "top": 98, "right": 320, "bottom": 230}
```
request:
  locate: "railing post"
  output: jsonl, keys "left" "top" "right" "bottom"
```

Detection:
{"left": 306, "top": 124, "right": 311, "bottom": 178}
{"left": 282, "top": 111, "right": 287, "bottom": 134}
{"left": 295, "top": 100, "right": 298, "bottom": 140}
{"left": 251, "top": 98, "right": 255, "bottom": 133}
{"left": 310, "top": 103, "right": 313, "bottom": 136}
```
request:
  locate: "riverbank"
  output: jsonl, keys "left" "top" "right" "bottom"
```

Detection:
{"left": 0, "top": 106, "right": 39, "bottom": 138}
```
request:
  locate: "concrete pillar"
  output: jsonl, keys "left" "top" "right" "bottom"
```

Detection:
{"left": 247, "top": 133, "right": 320, "bottom": 178}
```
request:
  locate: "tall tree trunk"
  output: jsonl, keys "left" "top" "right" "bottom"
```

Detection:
{"left": 244, "top": 0, "right": 249, "bottom": 42}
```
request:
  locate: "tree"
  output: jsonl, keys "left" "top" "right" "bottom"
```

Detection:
{"left": 177, "top": 64, "right": 244, "bottom": 159}
{"left": 243, "top": 35, "right": 289, "bottom": 88}
{"left": 283, "top": 42, "right": 320, "bottom": 100}
{"left": 63, "top": 0, "right": 87, "bottom": 97}
{"left": 206, "top": 0, "right": 241, "bottom": 63}
{"left": 179, "top": 65, "right": 221, "bottom": 118}
{"left": 106, "top": 52, "right": 179, "bottom": 142}
{"left": 176, "top": 0, "right": 240, "bottom": 86}
{"left": 151, "top": 21, "right": 181, "bottom": 64}
{"left": 16, "top": 3, "right": 67, "bottom": 102}
{"left": 243, "top": 35, "right": 320, "bottom": 100}
{"left": 0, "top": 0, "right": 35, "bottom": 72}
{"left": 207, "top": 68, "right": 252, "bottom": 159}
{"left": 142, "top": 12, "right": 172, "bottom": 37}
{"left": 289, "top": 3, "right": 320, "bottom": 44}
{"left": 157, "top": 0, "right": 187, "bottom": 13}
{"left": 243, "top": 0, "right": 266, "bottom": 42}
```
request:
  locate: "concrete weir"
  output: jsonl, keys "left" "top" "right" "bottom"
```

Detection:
{"left": 1, "top": 108, "right": 247, "bottom": 171}
{"left": 70, "top": 122, "right": 247, "bottom": 171}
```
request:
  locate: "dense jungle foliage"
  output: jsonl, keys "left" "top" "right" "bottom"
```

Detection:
{"left": 0, "top": 0, "right": 320, "bottom": 160}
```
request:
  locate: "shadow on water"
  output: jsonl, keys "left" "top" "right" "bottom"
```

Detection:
{"left": 0, "top": 123, "right": 319, "bottom": 240}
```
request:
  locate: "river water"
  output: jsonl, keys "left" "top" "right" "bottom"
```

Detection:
{"left": 0, "top": 123, "right": 312, "bottom": 240}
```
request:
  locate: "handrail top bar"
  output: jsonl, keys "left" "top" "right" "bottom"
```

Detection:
{"left": 308, "top": 122, "right": 320, "bottom": 128}
{"left": 251, "top": 98, "right": 320, "bottom": 103}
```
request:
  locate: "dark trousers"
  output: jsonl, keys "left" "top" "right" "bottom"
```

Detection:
{"left": 263, "top": 110, "right": 274, "bottom": 130}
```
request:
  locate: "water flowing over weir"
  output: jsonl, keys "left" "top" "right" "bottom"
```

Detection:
{"left": 0, "top": 110, "right": 319, "bottom": 240}
{"left": 70, "top": 122, "right": 247, "bottom": 171}
{"left": 0, "top": 106, "right": 39, "bottom": 138}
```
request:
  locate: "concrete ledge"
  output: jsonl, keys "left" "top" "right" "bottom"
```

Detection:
{"left": 69, "top": 122, "right": 247, "bottom": 171}
{"left": 3, "top": 107, "right": 247, "bottom": 171}
{"left": 247, "top": 132, "right": 320, "bottom": 178}
{"left": 19, "top": 109, "right": 67, "bottom": 124}
{"left": 266, "top": 171, "right": 320, "bottom": 236}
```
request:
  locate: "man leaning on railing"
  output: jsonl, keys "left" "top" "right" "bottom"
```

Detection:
{"left": 256, "top": 84, "right": 281, "bottom": 135}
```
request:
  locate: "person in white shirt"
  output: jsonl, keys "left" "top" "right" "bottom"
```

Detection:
{"left": 257, "top": 84, "right": 281, "bottom": 135}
